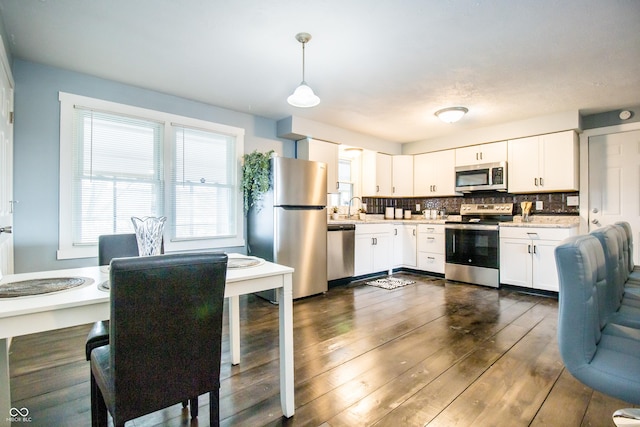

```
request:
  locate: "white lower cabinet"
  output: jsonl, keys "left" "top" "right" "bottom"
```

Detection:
{"left": 355, "top": 223, "right": 392, "bottom": 276}
{"left": 417, "top": 224, "right": 445, "bottom": 274}
{"left": 392, "top": 224, "right": 417, "bottom": 268}
{"left": 499, "top": 226, "right": 577, "bottom": 292}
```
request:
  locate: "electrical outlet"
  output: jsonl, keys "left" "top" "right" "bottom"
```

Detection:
{"left": 536, "top": 201, "right": 543, "bottom": 210}
{"left": 416, "top": 203, "right": 421, "bottom": 212}
{"left": 567, "top": 196, "right": 579, "bottom": 206}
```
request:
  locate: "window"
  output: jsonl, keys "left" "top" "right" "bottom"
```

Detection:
{"left": 337, "top": 158, "right": 354, "bottom": 206}
{"left": 59, "top": 92, "right": 244, "bottom": 259}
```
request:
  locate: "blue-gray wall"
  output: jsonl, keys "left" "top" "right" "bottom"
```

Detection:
{"left": 13, "top": 59, "right": 294, "bottom": 273}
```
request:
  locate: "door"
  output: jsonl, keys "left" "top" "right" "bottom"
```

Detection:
{"left": 589, "top": 130, "right": 640, "bottom": 265}
{"left": 354, "top": 233, "right": 374, "bottom": 276}
{"left": 508, "top": 136, "right": 540, "bottom": 193}
{"left": 499, "top": 238, "right": 531, "bottom": 287}
{"left": 532, "top": 240, "right": 561, "bottom": 291}
{"left": 401, "top": 225, "right": 417, "bottom": 267}
{"left": 376, "top": 153, "right": 392, "bottom": 196}
{"left": 392, "top": 155, "right": 413, "bottom": 196}
{"left": 0, "top": 49, "right": 14, "bottom": 277}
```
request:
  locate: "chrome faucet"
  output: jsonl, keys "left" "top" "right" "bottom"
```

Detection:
{"left": 347, "top": 197, "right": 362, "bottom": 219}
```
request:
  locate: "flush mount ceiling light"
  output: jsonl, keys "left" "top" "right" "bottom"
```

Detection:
{"left": 287, "top": 32, "right": 320, "bottom": 108}
{"left": 435, "top": 107, "right": 468, "bottom": 123}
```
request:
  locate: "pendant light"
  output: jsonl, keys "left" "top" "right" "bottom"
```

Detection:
{"left": 435, "top": 107, "right": 468, "bottom": 123}
{"left": 287, "top": 32, "right": 320, "bottom": 108}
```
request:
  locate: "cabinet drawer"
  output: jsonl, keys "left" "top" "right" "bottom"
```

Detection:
{"left": 418, "top": 252, "right": 445, "bottom": 274}
{"left": 499, "top": 226, "right": 577, "bottom": 241}
{"left": 417, "top": 224, "right": 444, "bottom": 234}
{"left": 418, "top": 232, "right": 445, "bottom": 253}
{"left": 356, "top": 223, "right": 392, "bottom": 235}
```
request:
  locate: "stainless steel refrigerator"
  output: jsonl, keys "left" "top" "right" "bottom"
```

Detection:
{"left": 247, "top": 156, "right": 327, "bottom": 302}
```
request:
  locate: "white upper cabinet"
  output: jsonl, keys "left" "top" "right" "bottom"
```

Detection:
{"left": 362, "top": 152, "right": 412, "bottom": 197}
{"left": 362, "top": 151, "right": 393, "bottom": 196}
{"left": 392, "top": 155, "right": 414, "bottom": 197}
{"left": 376, "top": 153, "right": 393, "bottom": 196}
{"left": 507, "top": 130, "right": 579, "bottom": 193}
{"left": 455, "top": 141, "right": 507, "bottom": 166}
{"left": 414, "top": 149, "right": 457, "bottom": 197}
{"left": 297, "top": 138, "right": 339, "bottom": 193}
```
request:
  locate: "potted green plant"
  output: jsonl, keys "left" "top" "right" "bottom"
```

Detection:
{"left": 331, "top": 206, "right": 339, "bottom": 220}
{"left": 242, "top": 150, "right": 274, "bottom": 214}
{"left": 358, "top": 208, "right": 366, "bottom": 221}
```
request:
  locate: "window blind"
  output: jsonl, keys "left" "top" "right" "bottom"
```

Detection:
{"left": 71, "top": 108, "right": 163, "bottom": 245}
{"left": 172, "top": 125, "right": 237, "bottom": 240}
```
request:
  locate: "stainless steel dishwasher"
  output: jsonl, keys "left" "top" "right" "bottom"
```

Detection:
{"left": 327, "top": 224, "right": 355, "bottom": 281}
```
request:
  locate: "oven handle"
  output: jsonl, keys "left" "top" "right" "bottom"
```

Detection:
{"left": 445, "top": 223, "right": 499, "bottom": 231}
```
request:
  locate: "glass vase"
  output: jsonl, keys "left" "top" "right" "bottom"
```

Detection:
{"left": 131, "top": 216, "right": 166, "bottom": 256}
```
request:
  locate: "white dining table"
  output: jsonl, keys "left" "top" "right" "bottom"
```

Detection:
{"left": 0, "top": 255, "right": 295, "bottom": 426}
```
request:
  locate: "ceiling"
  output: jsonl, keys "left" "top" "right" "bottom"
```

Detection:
{"left": 1, "top": 0, "right": 639, "bottom": 143}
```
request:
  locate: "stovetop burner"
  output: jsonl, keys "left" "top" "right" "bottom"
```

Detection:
{"left": 446, "top": 203, "right": 514, "bottom": 225}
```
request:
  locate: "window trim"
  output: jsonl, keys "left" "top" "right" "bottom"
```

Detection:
{"left": 58, "top": 92, "right": 245, "bottom": 260}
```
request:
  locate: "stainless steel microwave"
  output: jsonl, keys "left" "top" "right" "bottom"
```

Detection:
{"left": 455, "top": 161, "right": 507, "bottom": 193}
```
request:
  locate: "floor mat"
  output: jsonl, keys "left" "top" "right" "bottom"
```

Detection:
{"left": 365, "top": 277, "right": 416, "bottom": 290}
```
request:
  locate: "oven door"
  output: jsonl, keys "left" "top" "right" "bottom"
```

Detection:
{"left": 445, "top": 224, "right": 500, "bottom": 287}
{"left": 445, "top": 224, "right": 499, "bottom": 269}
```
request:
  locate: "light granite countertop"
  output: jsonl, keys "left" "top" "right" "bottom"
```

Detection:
{"left": 499, "top": 215, "right": 580, "bottom": 229}
{"left": 328, "top": 214, "right": 451, "bottom": 225}
{"left": 329, "top": 214, "right": 579, "bottom": 228}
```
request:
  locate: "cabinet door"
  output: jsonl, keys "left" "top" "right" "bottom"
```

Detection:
{"left": 372, "top": 232, "right": 392, "bottom": 273}
{"left": 361, "top": 149, "right": 377, "bottom": 196}
{"left": 507, "top": 136, "right": 540, "bottom": 193}
{"left": 539, "top": 131, "right": 578, "bottom": 192}
{"left": 532, "top": 239, "right": 561, "bottom": 291}
{"left": 402, "top": 225, "right": 417, "bottom": 267}
{"left": 414, "top": 150, "right": 455, "bottom": 196}
{"left": 392, "top": 155, "right": 414, "bottom": 196}
{"left": 432, "top": 150, "right": 457, "bottom": 196}
{"left": 392, "top": 226, "right": 403, "bottom": 268}
{"left": 455, "top": 141, "right": 507, "bottom": 166}
{"left": 499, "top": 238, "right": 532, "bottom": 287}
{"left": 354, "top": 234, "right": 374, "bottom": 276}
{"left": 298, "top": 138, "right": 339, "bottom": 193}
{"left": 376, "top": 153, "right": 393, "bottom": 196}
{"left": 413, "top": 152, "right": 435, "bottom": 196}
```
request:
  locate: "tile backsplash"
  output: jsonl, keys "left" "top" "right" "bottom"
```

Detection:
{"left": 362, "top": 191, "right": 579, "bottom": 216}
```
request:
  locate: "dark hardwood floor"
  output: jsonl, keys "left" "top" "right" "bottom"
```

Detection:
{"left": 8, "top": 272, "right": 634, "bottom": 426}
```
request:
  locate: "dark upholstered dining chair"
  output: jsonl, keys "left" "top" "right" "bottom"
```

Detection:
{"left": 85, "top": 234, "right": 141, "bottom": 361}
{"left": 90, "top": 252, "right": 227, "bottom": 427}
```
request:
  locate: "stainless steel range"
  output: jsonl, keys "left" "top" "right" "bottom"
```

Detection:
{"left": 445, "top": 203, "right": 513, "bottom": 288}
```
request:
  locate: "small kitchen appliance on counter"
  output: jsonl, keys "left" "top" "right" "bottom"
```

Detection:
{"left": 444, "top": 203, "right": 513, "bottom": 288}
